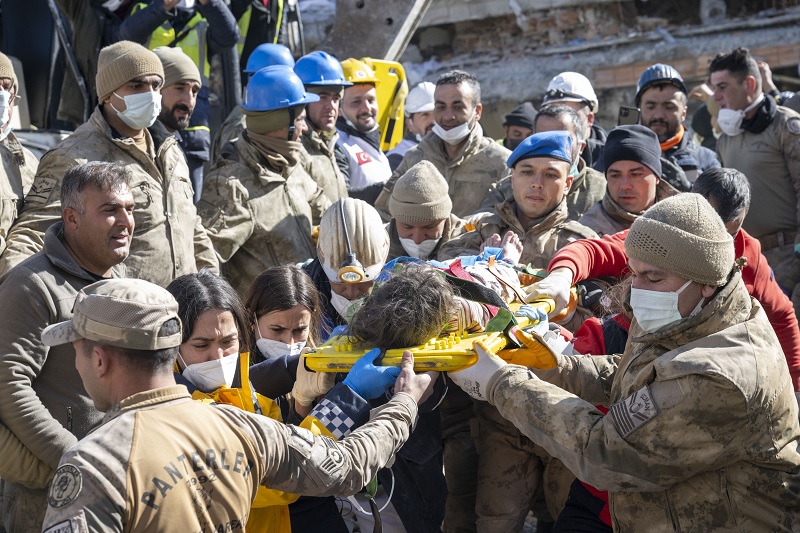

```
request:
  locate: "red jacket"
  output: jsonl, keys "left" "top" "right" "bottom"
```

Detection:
{"left": 550, "top": 228, "right": 800, "bottom": 389}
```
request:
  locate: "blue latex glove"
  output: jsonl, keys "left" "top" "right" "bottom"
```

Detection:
{"left": 514, "top": 304, "right": 547, "bottom": 324}
{"left": 343, "top": 348, "right": 401, "bottom": 399}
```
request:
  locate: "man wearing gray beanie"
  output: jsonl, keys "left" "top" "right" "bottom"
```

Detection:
{"left": 448, "top": 192, "right": 800, "bottom": 531}
{"left": 0, "top": 40, "right": 219, "bottom": 283}
{"left": 386, "top": 160, "right": 466, "bottom": 260}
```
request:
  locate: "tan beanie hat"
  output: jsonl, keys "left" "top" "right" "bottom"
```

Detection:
{"left": 625, "top": 193, "right": 734, "bottom": 286}
{"left": 153, "top": 47, "right": 201, "bottom": 88}
{"left": 0, "top": 52, "right": 17, "bottom": 92}
{"left": 388, "top": 161, "right": 452, "bottom": 224}
{"left": 96, "top": 41, "right": 165, "bottom": 102}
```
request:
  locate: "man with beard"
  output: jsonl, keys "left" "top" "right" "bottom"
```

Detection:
{"left": 153, "top": 47, "right": 203, "bottom": 202}
{"left": 636, "top": 63, "right": 719, "bottom": 184}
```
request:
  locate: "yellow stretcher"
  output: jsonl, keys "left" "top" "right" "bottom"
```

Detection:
{"left": 305, "top": 298, "right": 559, "bottom": 373}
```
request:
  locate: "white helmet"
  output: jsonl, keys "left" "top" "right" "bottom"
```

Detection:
{"left": 543, "top": 72, "right": 599, "bottom": 113}
{"left": 405, "top": 81, "right": 436, "bottom": 116}
{"left": 317, "top": 198, "right": 390, "bottom": 283}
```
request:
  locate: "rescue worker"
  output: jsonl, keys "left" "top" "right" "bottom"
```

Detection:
{"left": 0, "top": 41, "right": 218, "bottom": 283}
{"left": 211, "top": 42, "right": 295, "bottom": 162}
{"left": 386, "top": 81, "right": 436, "bottom": 170}
{"left": 542, "top": 71, "right": 606, "bottom": 169}
{"left": 709, "top": 47, "right": 800, "bottom": 317}
{"left": 579, "top": 125, "right": 678, "bottom": 236}
{"left": 119, "top": 0, "right": 240, "bottom": 197}
{"left": 500, "top": 101, "right": 537, "bottom": 150}
{"left": 0, "top": 52, "right": 38, "bottom": 257}
{"left": 336, "top": 58, "right": 392, "bottom": 203}
{"left": 449, "top": 193, "right": 800, "bottom": 532}
{"left": 152, "top": 46, "right": 203, "bottom": 202}
{"left": 0, "top": 162, "right": 134, "bottom": 532}
{"left": 229, "top": 0, "right": 285, "bottom": 78}
{"left": 479, "top": 104, "right": 607, "bottom": 221}
{"left": 198, "top": 65, "right": 330, "bottom": 296}
{"left": 38, "top": 277, "right": 434, "bottom": 532}
{"left": 375, "top": 70, "right": 511, "bottom": 221}
{"left": 386, "top": 160, "right": 467, "bottom": 261}
{"left": 635, "top": 63, "right": 720, "bottom": 183}
{"left": 294, "top": 50, "right": 351, "bottom": 202}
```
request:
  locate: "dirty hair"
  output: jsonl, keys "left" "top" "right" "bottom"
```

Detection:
{"left": 349, "top": 264, "right": 457, "bottom": 349}
{"left": 61, "top": 161, "right": 131, "bottom": 214}
{"left": 535, "top": 103, "right": 584, "bottom": 145}
{"left": 436, "top": 70, "right": 481, "bottom": 106}
{"left": 709, "top": 47, "right": 761, "bottom": 91}
{"left": 691, "top": 167, "right": 750, "bottom": 224}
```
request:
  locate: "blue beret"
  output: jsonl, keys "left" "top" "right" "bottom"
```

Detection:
{"left": 506, "top": 130, "right": 573, "bottom": 168}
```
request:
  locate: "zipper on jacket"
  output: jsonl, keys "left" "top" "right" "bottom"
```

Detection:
{"left": 66, "top": 406, "right": 73, "bottom": 432}
{"left": 665, "top": 491, "right": 680, "bottom": 532}
{"left": 720, "top": 468, "right": 739, "bottom": 527}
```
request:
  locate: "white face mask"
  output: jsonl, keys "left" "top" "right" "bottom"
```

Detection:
{"left": 630, "top": 279, "right": 703, "bottom": 333}
{"left": 0, "top": 89, "right": 11, "bottom": 142}
{"left": 329, "top": 290, "right": 353, "bottom": 320}
{"left": 255, "top": 324, "right": 306, "bottom": 359}
{"left": 432, "top": 114, "right": 474, "bottom": 145}
{"left": 716, "top": 94, "right": 764, "bottom": 137}
{"left": 399, "top": 236, "right": 441, "bottom": 259}
{"left": 179, "top": 352, "right": 239, "bottom": 393}
{"left": 111, "top": 91, "right": 162, "bottom": 130}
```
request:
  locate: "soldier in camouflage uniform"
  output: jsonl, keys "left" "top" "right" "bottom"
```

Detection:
{"left": 198, "top": 66, "right": 330, "bottom": 296}
{"left": 450, "top": 193, "right": 800, "bottom": 532}
{"left": 38, "top": 278, "right": 433, "bottom": 533}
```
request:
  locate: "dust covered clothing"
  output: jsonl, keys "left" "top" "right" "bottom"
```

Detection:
{"left": 41, "top": 386, "right": 418, "bottom": 533}
{"left": 0, "top": 107, "right": 219, "bottom": 283}
{"left": 375, "top": 125, "right": 511, "bottom": 221}
{"left": 0, "top": 131, "right": 37, "bottom": 256}
{"left": 300, "top": 125, "right": 349, "bottom": 202}
{"left": 488, "top": 272, "right": 800, "bottom": 532}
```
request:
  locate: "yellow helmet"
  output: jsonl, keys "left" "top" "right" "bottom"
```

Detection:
{"left": 341, "top": 58, "right": 380, "bottom": 86}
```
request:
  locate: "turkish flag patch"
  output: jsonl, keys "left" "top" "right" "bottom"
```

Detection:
{"left": 355, "top": 151, "right": 373, "bottom": 165}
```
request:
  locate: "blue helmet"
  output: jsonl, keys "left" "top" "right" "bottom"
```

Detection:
{"left": 244, "top": 43, "right": 295, "bottom": 74}
{"left": 243, "top": 65, "right": 319, "bottom": 112}
{"left": 294, "top": 51, "right": 352, "bottom": 87}
{"left": 635, "top": 64, "right": 687, "bottom": 107}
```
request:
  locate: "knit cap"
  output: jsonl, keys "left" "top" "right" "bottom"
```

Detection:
{"left": 0, "top": 52, "right": 17, "bottom": 92}
{"left": 603, "top": 125, "right": 662, "bottom": 178}
{"left": 96, "top": 41, "right": 165, "bottom": 102}
{"left": 389, "top": 161, "right": 452, "bottom": 224}
{"left": 503, "top": 102, "right": 537, "bottom": 129}
{"left": 506, "top": 130, "right": 572, "bottom": 169}
{"left": 625, "top": 193, "right": 734, "bottom": 286}
{"left": 153, "top": 47, "right": 201, "bottom": 88}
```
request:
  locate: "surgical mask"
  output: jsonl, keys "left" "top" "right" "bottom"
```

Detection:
{"left": 414, "top": 133, "right": 423, "bottom": 142}
{"left": 716, "top": 94, "right": 763, "bottom": 137}
{"left": 399, "top": 236, "right": 440, "bottom": 259}
{"left": 111, "top": 91, "right": 161, "bottom": 130}
{"left": 629, "top": 280, "right": 703, "bottom": 333}
{"left": 432, "top": 115, "right": 474, "bottom": 145}
{"left": 330, "top": 290, "right": 353, "bottom": 320}
{"left": 0, "top": 89, "right": 11, "bottom": 142}
{"left": 179, "top": 352, "right": 239, "bottom": 393}
{"left": 255, "top": 325, "right": 305, "bottom": 359}
{"left": 569, "top": 160, "right": 579, "bottom": 178}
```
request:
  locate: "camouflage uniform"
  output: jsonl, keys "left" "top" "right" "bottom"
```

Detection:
{"left": 0, "top": 131, "right": 37, "bottom": 256}
{"left": 479, "top": 157, "right": 607, "bottom": 220}
{"left": 0, "top": 107, "right": 219, "bottom": 284}
{"left": 210, "top": 104, "right": 245, "bottom": 164}
{"left": 386, "top": 214, "right": 467, "bottom": 261}
{"left": 494, "top": 272, "right": 800, "bottom": 532}
{"left": 198, "top": 131, "right": 331, "bottom": 295}
{"left": 41, "top": 386, "right": 419, "bottom": 533}
{"left": 578, "top": 180, "right": 678, "bottom": 236}
{"left": 375, "top": 125, "right": 511, "bottom": 221}
{"left": 300, "top": 124, "right": 349, "bottom": 202}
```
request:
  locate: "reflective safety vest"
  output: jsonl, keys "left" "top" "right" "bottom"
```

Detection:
{"left": 236, "top": 0, "right": 285, "bottom": 58}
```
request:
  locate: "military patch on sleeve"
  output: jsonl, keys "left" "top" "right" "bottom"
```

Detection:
{"left": 48, "top": 464, "right": 83, "bottom": 508}
{"left": 42, "top": 511, "right": 88, "bottom": 533}
{"left": 610, "top": 385, "right": 658, "bottom": 439}
{"left": 26, "top": 176, "right": 60, "bottom": 205}
{"left": 788, "top": 117, "right": 800, "bottom": 135}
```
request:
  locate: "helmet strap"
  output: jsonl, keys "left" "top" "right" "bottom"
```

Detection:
{"left": 288, "top": 106, "right": 296, "bottom": 141}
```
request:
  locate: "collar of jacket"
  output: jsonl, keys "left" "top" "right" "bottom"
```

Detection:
{"left": 104, "top": 385, "right": 192, "bottom": 423}
{"left": 0, "top": 130, "right": 26, "bottom": 162}
{"left": 243, "top": 129, "right": 302, "bottom": 176}
{"left": 302, "top": 122, "right": 336, "bottom": 154}
{"left": 631, "top": 270, "right": 749, "bottom": 350}
{"left": 419, "top": 122, "right": 485, "bottom": 167}
{"left": 44, "top": 222, "right": 126, "bottom": 281}
{"left": 496, "top": 196, "right": 569, "bottom": 236}
{"left": 601, "top": 178, "right": 679, "bottom": 225}
{"left": 336, "top": 115, "right": 382, "bottom": 151}
{"left": 742, "top": 92, "right": 777, "bottom": 135}
{"left": 91, "top": 105, "right": 174, "bottom": 153}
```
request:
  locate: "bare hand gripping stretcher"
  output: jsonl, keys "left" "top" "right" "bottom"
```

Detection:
{"left": 305, "top": 297, "right": 570, "bottom": 373}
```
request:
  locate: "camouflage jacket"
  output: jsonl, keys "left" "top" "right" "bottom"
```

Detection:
{"left": 0, "top": 107, "right": 219, "bottom": 284}
{"left": 300, "top": 125, "right": 349, "bottom": 203}
{"left": 490, "top": 272, "right": 800, "bottom": 532}
{"left": 438, "top": 198, "right": 597, "bottom": 268}
{"left": 375, "top": 124, "right": 511, "bottom": 221}
{"left": 211, "top": 104, "right": 245, "bottom": 164}
{"left": 0, "top": 131, "right": 37, "bottom": 256}
{"left": 578, "top": 179, "right": 678, "bottom": 237}
{"left": 386, "top": 214, "right": 467, "bottom": 261}
{"left": 198, "top": 132, "right": 331, "bottom": 295}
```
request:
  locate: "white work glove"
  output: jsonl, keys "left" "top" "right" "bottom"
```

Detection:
{"left": 524, "top": 268, "right": 573, "bottom": 316}
{"left": 448, "top": 341, "right": 515, "bottom": 401}
{"left": 292, "top": 354, "right": 336, "bottom": 407}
